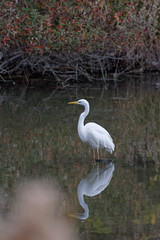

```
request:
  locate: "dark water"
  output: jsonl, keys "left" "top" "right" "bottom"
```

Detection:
{"left": 0, "top": 75, "right": 160, "bottom": 239}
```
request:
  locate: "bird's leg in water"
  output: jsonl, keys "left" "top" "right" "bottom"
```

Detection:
{"left": 97, "top": 148, "right": 100, "bottom": 160}
{"left": 92, "top": 149, "right": 96, "bottom": 159}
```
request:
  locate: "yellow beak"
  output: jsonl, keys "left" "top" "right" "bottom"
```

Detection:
{"left": 66, "top": 213, "right": 77, "bottom": 219}
{"left": 68, "top": 101, "right": 78, "bottom": 104}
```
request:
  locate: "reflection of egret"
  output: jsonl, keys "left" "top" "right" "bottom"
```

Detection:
{"left": 68, "top": 99, "right": 115, "bottom": 159}
{"left": 77, "top": 161, "right": 115, "bottom": 220}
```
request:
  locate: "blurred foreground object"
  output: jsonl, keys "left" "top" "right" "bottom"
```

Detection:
{"left": 0, "top": 179, "right": 77, "bottom": 240}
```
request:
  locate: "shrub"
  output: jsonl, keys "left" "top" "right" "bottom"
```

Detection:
{"left": 0, "top": 0, "right": 159, "bottom": 54}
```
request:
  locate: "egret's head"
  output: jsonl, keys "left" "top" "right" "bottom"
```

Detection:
{"left": 68, "top": 99, "right": 89, "bottom": 106}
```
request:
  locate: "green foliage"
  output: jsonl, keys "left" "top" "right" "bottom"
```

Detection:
{"left": 0, "top": 0, "right": 159, "bottom": 54}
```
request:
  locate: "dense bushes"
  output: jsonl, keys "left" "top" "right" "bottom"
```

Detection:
{"left": 0, "top": 0, "right": 159, "bottom": 53}
{"left": 0, "top": 0, "right": 159, "bottom": 84}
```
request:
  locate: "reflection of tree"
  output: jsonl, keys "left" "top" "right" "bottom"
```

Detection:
{"left": 110, "top": 80, "right": 160, "bottom": 168}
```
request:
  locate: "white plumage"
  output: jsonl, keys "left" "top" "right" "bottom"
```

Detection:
{"left": 77, "top": 161, "right": 115, "bottom": 219}
{"left": 68, "top": 99, "right": 115, "bottom": 159}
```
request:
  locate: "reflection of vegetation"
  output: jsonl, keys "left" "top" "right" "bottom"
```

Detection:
{"left": 0, "top": 82, "right": 160, "bottom": 239}
{"left": 113, "top": 86, "right": 160, "bottom": 168}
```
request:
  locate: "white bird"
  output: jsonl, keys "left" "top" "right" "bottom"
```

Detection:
{"left": 77, "top": 161, "right": 115, "bottom": 220}
{"left": 68, "top": 99, "right": 115, "bottom": 159}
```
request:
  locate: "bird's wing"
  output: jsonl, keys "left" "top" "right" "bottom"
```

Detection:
{"left": 85, "top": 122, "right": 115, "bottom": 152}
{"left": 85, "top": 122, "right": 113, "bottom": 141}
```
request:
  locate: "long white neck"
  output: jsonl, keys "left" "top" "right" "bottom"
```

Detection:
{"left": 77, "top": 191, "right": 89, "bottom": 220}
{"left": 78, "top": 102, "right": 90, "bottom": 142}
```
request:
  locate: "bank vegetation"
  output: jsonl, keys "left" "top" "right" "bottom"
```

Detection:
{"left": 0, "top": 0, "right": 160, "bottom": 87}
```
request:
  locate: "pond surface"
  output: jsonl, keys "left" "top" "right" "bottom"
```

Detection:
{"left": 0, "top": 75, "right": 160, "bottom": 240}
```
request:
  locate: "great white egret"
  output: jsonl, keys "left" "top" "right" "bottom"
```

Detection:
{"left": 68, "top": 99, "right": 115, "bottom": 159}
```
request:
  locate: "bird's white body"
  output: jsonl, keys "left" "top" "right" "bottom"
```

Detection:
{"left": 76, "top": 99, "right": 115, "bottom": 154}
{"left": 79, "top": 122, "right": 114, "bottom": 154}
